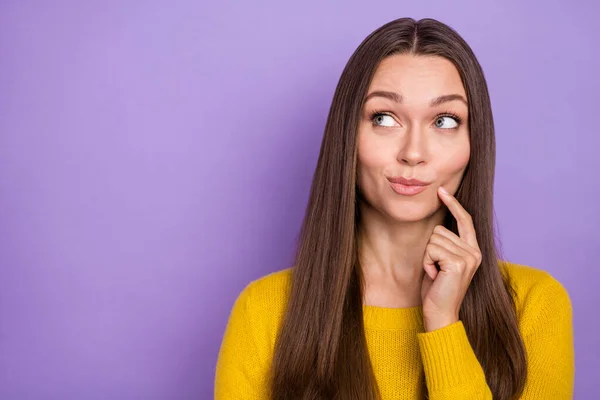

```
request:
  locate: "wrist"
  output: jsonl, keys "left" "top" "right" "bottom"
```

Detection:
{"left": 423, "top": 315, "right": 459, "bottom": 332}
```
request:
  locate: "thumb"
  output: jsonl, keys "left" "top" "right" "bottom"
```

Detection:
{"left": 423, "top": 249, "right": 439, "bottom": 280}
{"left": 421, "top": 269, "right": 434, "bottom": 298}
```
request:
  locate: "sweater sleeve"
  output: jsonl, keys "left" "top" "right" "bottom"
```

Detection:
{"left": 417, "top": 321, "right": 492, "bottom": 399}
{"left": 416, "top": 272, "right": 575, "bottom": 400}
{"left": 214, "top": 282, "right": 270, "bottom": 399}
{"left": 519, "top": 275, "right": 575, "bottom": 399}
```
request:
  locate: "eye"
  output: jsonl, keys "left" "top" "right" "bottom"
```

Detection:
{"left": 434, "top": 115, "right": 460, "bottom": 129}
{"left": 372, "top": 113, "right": 397, "bottom": 127}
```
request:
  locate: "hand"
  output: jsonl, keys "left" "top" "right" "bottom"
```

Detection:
{"left": 421, "top": 186, "right": 483, "bottom": 332}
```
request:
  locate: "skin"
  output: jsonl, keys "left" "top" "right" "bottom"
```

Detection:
{"left": 356, "top": 53, "right": 482, "bottom": 332}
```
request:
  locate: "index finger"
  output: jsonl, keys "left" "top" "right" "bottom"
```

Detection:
{"left": 438, "top": 186, "right": 479, "bottom": 249}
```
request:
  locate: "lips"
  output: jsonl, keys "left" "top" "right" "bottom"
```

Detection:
{"left": 387, "top": 177, "right": 430, "bottom": 196}
{"left": 387, "top": 177, "right": 430, "bottom": 186}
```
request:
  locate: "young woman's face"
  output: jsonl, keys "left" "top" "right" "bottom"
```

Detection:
{"left": 357, "top": 54, "right": 470, "bottom": 223}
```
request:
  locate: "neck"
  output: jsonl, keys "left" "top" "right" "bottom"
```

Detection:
{"left": 357, "top": 200, "right": 446, "bottom": 308}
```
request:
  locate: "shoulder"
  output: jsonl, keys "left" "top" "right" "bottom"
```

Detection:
{"left": 216, "top": 269, "right": 293, "bottom": 395}
{"left": 499, "top": 261, "right": 572, "bottom": 336}
{"left": 241, "top": 267, "right": 293, "bottom": 316}
{"left": 229, "top": 268, "right": 293, "bottom": 349}
{"left": 499, "top": 261, "right": 570, "bottom": 305}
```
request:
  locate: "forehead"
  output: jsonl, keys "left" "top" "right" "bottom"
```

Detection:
{"left": 368, "top": 54, "right": 466, "bottom": 101}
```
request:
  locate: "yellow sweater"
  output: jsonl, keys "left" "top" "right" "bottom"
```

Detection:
{"left": 215, "top": 262, "right": 574, "bottom": 399}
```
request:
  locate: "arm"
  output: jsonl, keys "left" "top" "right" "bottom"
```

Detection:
{"left": 417, "top": 274, "right": 575, "bottom": 400}
{"left": 519, "top": 276, "right": 575, "bottom": 399}
{"left": 417, "top": 321, "right": 493, "bottom": 399}
{"left": 214, "top": 283, "right": 270, "bottom": 399}
{"left": 417, "top": 188, "right": 492, "bottom": 399}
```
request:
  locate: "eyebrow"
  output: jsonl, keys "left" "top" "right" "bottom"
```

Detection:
{"left": 364, "top": 90, "right": 468, "bottom": 107}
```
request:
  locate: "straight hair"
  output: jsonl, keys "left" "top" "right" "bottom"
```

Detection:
{"left": 270, "top": 17, "right": 527, "bottom": 400}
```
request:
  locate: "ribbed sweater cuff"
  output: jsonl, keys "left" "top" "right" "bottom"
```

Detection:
{"left": 417, "top": 320, "right": 486, "bottom": 392}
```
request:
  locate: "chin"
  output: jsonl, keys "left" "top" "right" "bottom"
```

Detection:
{"left": 385, "top": 200, "right": 438, "bottom": 223}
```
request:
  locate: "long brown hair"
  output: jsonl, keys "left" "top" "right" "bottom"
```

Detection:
{"left": 270, "top": 17, "right": 527, "bottom": 400}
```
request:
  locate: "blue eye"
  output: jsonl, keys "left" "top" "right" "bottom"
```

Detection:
{"left": 434, "top": 115, "right": 460, "bottom": 129}
{"left": 372, "top": 113, "right": 396, "bottom": 127}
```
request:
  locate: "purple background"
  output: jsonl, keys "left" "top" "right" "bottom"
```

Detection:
{"left": 1, "top": 1, "right": 598, "bottom": 398}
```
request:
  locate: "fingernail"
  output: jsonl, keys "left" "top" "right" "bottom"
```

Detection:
{"left": 439, "top": 186, "right": 449, "bottom": 195}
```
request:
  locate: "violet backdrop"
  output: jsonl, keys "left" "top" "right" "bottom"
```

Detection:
{"left": 1, "top": 0, "right": 598, "bottom": 398}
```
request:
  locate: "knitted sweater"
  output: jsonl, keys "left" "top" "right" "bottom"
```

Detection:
{"left": 214, "top": 262, "right": 574, "bottom": 399}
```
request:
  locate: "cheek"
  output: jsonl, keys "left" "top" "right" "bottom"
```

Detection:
{"left": 437, "top": 144, "right": 470, "bottom": 186}
{"left": 357, "top": 132, "right": 392, "bottom": 175}
{"left": 357, "top": 148, "right": 386, "bottom": 171}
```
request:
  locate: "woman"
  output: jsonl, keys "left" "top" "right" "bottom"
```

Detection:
{"left": 214, "top": 17, "right": 574, "bottom": 399}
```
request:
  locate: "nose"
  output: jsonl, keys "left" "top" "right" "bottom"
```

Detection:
{"left": 397, "top": 125, "right": 427, "bottom": 166}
